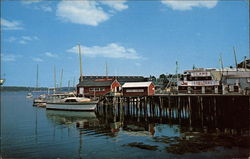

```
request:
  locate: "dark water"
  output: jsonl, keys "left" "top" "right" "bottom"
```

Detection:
{"left": 1, "top": 91, "right": 249, "bottom": 159}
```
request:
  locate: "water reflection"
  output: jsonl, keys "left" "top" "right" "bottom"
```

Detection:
{"left": 38, "top": 95, "right": 250, "bottom": 157}
{"left": 97, "top": 96, "right": 249, "bottom": 135}
{"left": 46, "top": 110, "right": 97, "bottom": 125}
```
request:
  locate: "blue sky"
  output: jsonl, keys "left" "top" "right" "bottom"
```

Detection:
{"left": 1, "top": 0, "right": 249, "bottom": 87}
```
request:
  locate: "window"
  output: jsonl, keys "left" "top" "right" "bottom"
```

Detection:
{"left": 126, "top": 89, "right": 144, "bottom": 93}
{"left": 89, "top": 88, "right": 105, "bottom": 92}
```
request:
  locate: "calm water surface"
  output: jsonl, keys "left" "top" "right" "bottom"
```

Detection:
{"left": 1, "top": 91, "right": 249, "bottom": 159}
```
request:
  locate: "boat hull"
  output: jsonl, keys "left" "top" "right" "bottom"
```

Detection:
{"left": 46, "top": 101, "right": 98, "bottom": 111}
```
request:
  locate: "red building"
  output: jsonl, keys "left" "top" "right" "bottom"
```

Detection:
{"left": 77, "top": 78, "right": 121, "bottom": 97}
{"left": 122, "top": 82, "right": 155, "bottom": 96}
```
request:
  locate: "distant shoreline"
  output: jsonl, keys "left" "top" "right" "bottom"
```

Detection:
{"left": 0, "top": 86, "right": 75, "bottom": 92}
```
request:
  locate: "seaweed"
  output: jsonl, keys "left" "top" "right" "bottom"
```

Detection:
{"left": 123, "top": 142, "right": 158, "bottom": 151}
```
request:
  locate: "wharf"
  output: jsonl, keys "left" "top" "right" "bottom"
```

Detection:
{"left": 97, "top": 94, "right": 249, "bottom": 118}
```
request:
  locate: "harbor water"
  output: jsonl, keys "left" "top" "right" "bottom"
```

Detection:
{"left": 1, "top": 91, "right": 249, "bottom": 159}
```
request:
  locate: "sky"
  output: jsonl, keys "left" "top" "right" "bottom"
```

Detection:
{"left": 1, "top": 0, "right": 249, "bottom": 87}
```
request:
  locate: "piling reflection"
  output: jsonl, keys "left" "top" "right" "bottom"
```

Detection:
{"left": 97, "top": 96, "right": 249, "bottom": 135}
{"left": 44, "top": 95, "right": 249, "bottom": 155}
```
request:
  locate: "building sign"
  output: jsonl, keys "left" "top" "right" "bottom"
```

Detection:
{"left": 191, "top": 72, "right": 211, "bottom": 77}
{"left": 126, "top": 89, "right": 144, "bottom": 93}
{"left": 178, "top": 80, "right": 219, "bottom": 86}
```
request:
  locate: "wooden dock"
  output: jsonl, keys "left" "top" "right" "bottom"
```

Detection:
{"left": 97, "top": 94, "right": 249, "bottom": 130}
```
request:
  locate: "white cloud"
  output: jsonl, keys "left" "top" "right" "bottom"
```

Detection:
{"left": 67, "top": 43, "right": 141, "bottom": 59}
{"left": 6, "top": 36, "right": 17, "bottom": 42}
{"left": 135, "top": 62, "right": 141, "bottom": 66}
{"left": 19, "top": 36, "right": 39, "bottom": 44}
{"left": 56, "top": 0, "right": 128, "bottom": 26}
{"left": 40, "top": 5, "right": 52, "bottom": 12}
{"left": 19, "top": 40, "right": 28, "bottom": 44}
{"left": 32, "top": 57, "right": 43, "bottom": 62}
{"left": 45, "top": 52, "right": 58, "bottom": 58}
{"left": 5, "top": 36, "right": 38, "bottom": 44}
{"left": 56, "top": 1, "right": 109, "bottom": 26}
{"left": 21, "top": 0, "right": 42, "bottom": 4}
{"left": 100, "top": 1, "right": 128, "bottom": 11}
{"left": 22, "top": 0, "right": 52, "bottom": 12}
{"left": 161, "top": 0, "right": 218, "bottom": 11}
{"left": 1, "top": 18, "right": 23, "bottom": 30}
{"left": 22, "top": 36, "right": 33, "bottom": 41}
{"left": 1, "top": 54, "right": 21, "bottom": 62}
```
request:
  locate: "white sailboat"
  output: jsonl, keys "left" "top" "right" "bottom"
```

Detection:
{"left": 46, "top": 44, "right": 98, "bottom": 111}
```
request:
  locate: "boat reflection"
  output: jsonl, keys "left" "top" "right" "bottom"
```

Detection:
{"left": 46, "top": 110, "right": 97, "bottom": 125}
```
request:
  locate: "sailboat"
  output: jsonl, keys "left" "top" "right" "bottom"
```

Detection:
{"left": 46, "top": 44, "right": 98, "bottom": 111}
{"left": 27, "top": 64, "right": 39, "bottom": 98}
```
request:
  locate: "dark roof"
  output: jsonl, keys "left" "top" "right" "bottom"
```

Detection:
{"left": 237, "top": 59, "right": 250, "bottom": 69}
{"left": 78, "top": 79, "right": 115, "bottom": 87}
{"left": 78, "top": 76, "right": 147, "bottom": 86}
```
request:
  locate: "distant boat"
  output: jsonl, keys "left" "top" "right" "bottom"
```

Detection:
{"left": 33, "top": 92, "right": 74, "bottom": 107}
{"left": 26, "top": 93, "right": 33, "bottom": 98}
{"left": 0, "top": 79, "right": 5, "bottom": 85}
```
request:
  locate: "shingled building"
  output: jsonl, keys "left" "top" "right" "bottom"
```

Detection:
{"left": 77, "top": 76, "right": 146, "bottom": 97}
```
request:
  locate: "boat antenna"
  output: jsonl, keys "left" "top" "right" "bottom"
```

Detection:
{"left": 78, "top": 44, "right": 83, "bottom": 82}
{"left": 233, "top": 46, "right": 238, "bottom": 71}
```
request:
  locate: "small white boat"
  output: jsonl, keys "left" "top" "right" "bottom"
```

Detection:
{"left": 46, "top": 97, "right": 98, "bottom": 111}
{"left": 26, "top": 93, "right": 33, "bottom": 98}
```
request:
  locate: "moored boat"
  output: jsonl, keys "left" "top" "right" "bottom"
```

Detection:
{"left": 46, "top": 97, "right": 98, "bottom": 111}
{"left": 26, "top": 93, "right": 33, "bottom": 98}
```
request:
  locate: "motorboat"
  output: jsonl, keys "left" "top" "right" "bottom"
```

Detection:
{"left": 46, "top": 97, "right": 98, "bottom": 111}
{"left": 26, "top": 93, "right": 33, "bottom": 98}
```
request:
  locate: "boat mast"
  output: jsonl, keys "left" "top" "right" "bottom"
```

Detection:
{"left": 36, "top": 64, "right": 39, "bottom": 91}
{"left": 175, "top": 61, "right": 179, "bottom": 90}
{"left": 73, "top": 76, "right": 75, "bottom": 88}
{"left": 244, "top": 56, "right": 247, "bottom": 71}
{"left": 105, "top": 61, "right": 108, "bottom": 79}
{"left": 219, "top": 54, "right": 224, "bottom": 70}
{"left": 78, "top": 44, "right": 83, "bottom": 82}
{"left": 233, "top": 46, "right": 238, "bottom": 71}
{"left": 53, "top": 65, "right": 56, "bottom": 94}
{"left": 68, "top": 80, "right": 70, "bottom": 91}
{"left": 60, "top": 68, "right": 63, "bottom": 90}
